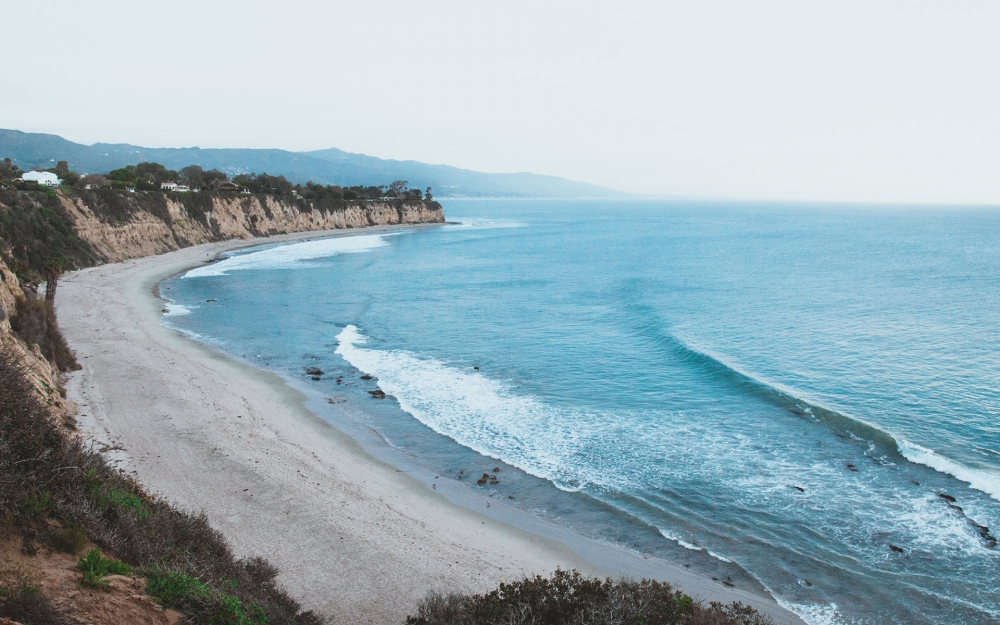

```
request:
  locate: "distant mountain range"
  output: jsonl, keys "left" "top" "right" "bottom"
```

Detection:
{"left": 0, "top": 129, "right": 624, "bottom": 198}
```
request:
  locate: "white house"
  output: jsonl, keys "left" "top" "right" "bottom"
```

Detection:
{"left": 161, "top": 181, "right": 178, "bottom": 191}
{"left": 21, "top": 171, "right": 61, "bottom": 186}
{"left": 174, "top": 184, "right": 191, "bottom": 192}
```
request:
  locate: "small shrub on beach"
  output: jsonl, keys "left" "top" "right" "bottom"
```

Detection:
{"left": 406, "top": 569, "right": 773, "bottom": 625}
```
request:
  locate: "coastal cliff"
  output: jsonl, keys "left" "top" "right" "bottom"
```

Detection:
{"left": 0, "top": 257, "right": 75, "bottom": 423}
{"left": 57, "top": 190, "right": 445, "bottom": 262}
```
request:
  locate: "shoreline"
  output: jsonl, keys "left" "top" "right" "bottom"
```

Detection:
{"left": 57, "top": 225, "right": 805, "bottom": 625}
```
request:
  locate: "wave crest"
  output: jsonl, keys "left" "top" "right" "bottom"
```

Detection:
{"left": 184, "top": 233, "right": 393, "bottom": 278}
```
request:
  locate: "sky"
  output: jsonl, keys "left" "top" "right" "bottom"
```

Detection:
{"left": 3, "top": 1, "right": 1000, "bottom": 204}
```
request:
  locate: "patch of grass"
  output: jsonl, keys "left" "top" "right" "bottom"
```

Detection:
{"left": 78, "top": 549, "right": 131, "bottom": 589}
{"left": 0, "top": 558, "right": 40, "bottom": 601}
{"left": 146, "top": 571, "right": 211, "bottom": 608}
{"left": 147, "top": 571, "right": 268, "bottom": 625}
{"left": 406, "top": 569, "right": 773, "bottom": 625}
{"left": 96, "top": 486, "right": 147, "bottom": 517}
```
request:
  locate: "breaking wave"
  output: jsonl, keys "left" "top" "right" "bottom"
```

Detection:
{"left": 184, "top": 233, "right": 394, "bottom": 278}
{"left": 898, "top": 440, "right": 1000, "bottom": 501}
{"left": 335, "top": 324, "right": 588, "bottom": 489}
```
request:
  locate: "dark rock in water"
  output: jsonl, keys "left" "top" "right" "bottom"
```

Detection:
{"left": 889, "top": 544, "right": 904, "bottom": 553}
{"left": 206, "top": 298, "right": 217, "bottom": 302}
{"left": 476, "top": 473, "right": 490, "bottom": 485}
{"left": 306, "top": 367, "right": 323, "bottom": 375}
{"left": 911, "top": 480, "right": 920, "bottom": 486}
{"left": 474, "top": 366, "right": 479, "bottom": 370}
{"left": 789, "top": 485, "right": 805, "bottom": 492}
{"left": 311, "top": 376, "right": 321, "bottom": 381}
{"left": 939, "top": 493, "right": 957, "bottom": 503}
{"left": 971, "top": 523, "right": 997, "bottom": 547}
{"left": 722, "top": 581, "right": 734, "bottom": 587}
{"left": 846, "top": 463, "right": 858, "bottom": 472}
{"left": 493, "top": 467, "right": 500, "bottom": 473}
{"left": 360, "top": 374, "right": 373, "bottom": 380}
{"left": 368, "top": 389, "right": 386, "bottom": 399}
{"left": 489, "top": 476, "right": 499, "bottom": 485}
{"left": 336, "top": 377, "right": 342, "bottom": 384}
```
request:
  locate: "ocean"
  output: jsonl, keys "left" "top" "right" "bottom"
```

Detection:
{"left": 161, "top": 199, "right": 1000, "bottom": 625}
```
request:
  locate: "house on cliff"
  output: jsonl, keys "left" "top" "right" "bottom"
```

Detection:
{"left": 20, "top": 171, "right": 60, "bottom": 186}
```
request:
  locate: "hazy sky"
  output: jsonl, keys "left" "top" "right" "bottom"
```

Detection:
{"left": 4, "top": 1, "right": 1000, "bottom": 203}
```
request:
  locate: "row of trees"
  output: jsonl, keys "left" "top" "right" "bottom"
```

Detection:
{"left": 0, "top": 159, "right": 82, "bottom": 186}
{"left": 0, "top": 158, "right": 434, "bottom": 201}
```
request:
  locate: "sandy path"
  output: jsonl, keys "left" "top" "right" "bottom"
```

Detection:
{"left": 57, "top": 228, "right": 805, "bottom": 625}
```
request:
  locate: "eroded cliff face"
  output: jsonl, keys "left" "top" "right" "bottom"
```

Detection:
{"left": 58, "top": 191, "right": 445, "bottom": 262}
{"left": 0, "top": 259, "right": 74, "bottom": 422}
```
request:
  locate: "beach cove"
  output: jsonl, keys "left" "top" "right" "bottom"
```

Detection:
{"left": 56, "top": 224, "right": 804, "bottom": 625}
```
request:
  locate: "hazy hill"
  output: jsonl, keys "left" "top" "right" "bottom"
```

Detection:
{"left": 0, "top": 129, "right": 623, "bottom": 198}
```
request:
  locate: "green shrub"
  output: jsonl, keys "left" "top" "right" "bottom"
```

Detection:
{"left": 78, "top": 549, "right": 131, "bottom": 589}
{"left": 50, "top": 523, "right": 88, "bottom": 554}
{"left": 19, "top": 492, "right": 54, "bottom": 519}
{"left": 147, "top": 570, "right": 267, "bottom": 624}
{"left": 146, "top": 571, "right": 211, "bottom": 608}
{"left": 406, "top": 569, "right": 772, "bottom": 625}
{"left": 96, "top": 487, "right": 147, "bottom": 516}
{"left": 9, "top": 293, "right": 78, "bottom": 371}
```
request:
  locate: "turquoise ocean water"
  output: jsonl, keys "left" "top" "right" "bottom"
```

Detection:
{"left": 161, "top": 200, "right": 1000, "bottom": 625}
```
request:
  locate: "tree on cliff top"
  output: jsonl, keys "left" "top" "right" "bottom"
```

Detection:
{"left": 180, "top": 165, "right": 228, "bottom": 190}
{"left": 0, "top": 158, "right": 23, "bottom": 180}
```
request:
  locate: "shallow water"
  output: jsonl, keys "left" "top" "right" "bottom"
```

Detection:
{"left": 162, "top": 199, "right": 1000, "bottom": 625}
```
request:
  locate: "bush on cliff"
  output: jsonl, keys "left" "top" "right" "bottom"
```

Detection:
{"left": 9, "top": 291, "right": 79, "bottom": 372}
{"left": 0, "top": 188, "right": 98, "bottom": 281}
{"left": 0, "top": 343, "right": 322, "bottom": 625}
{"left": 406, "top": 569, "right": 773, "bottom": 625}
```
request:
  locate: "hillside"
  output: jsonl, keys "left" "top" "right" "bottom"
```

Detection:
{"left": 0, "top": 130, "right": 624, "bottom": 199}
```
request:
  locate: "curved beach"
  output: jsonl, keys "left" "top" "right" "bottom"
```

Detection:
{"left": 57, "top": 227, "right": 804, "bottom": 625}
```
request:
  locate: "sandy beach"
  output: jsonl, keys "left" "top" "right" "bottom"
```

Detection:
{"left": 57, "top": 227, "right": 805, "bottom": 625}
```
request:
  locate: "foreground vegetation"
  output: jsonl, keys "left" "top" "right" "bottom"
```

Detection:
{"left": 406, "top": 570, "right": 773, "bottom": 625}
{"left": 0, "top": 341, "right": 322, "bottom": 625}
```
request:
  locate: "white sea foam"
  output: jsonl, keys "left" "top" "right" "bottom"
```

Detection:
{"left": 183, "top": 234, "right": 393, "bottom": 278}
{"left": 898, "top": 439, "right": 1000, "bottom": 501}
{"left": 161, "top": 302, "right": 191, "bottom": 316}
{"left": 657, "top": 529, "right": 733, "bottom": 562}
{"left": 774, "top": 600, "right": 847, "bottom": 625}
{"left": 335, "top": 325, "right": 587, "bottom": 487}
